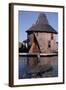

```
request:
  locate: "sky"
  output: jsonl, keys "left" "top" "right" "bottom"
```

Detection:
{"left": 18, "top": 11, "right": 58, "bottom": 42}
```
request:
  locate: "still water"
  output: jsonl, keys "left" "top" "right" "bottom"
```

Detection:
{"left": 19, "top": 55, "right": 58, "bottom": 79}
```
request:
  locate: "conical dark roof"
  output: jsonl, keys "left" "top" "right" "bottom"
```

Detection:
{"left": 26, "top": 13, "right": 57, "bottom": 34}
{"left": 36, "top": 13, "right": 48, "bottom": 25}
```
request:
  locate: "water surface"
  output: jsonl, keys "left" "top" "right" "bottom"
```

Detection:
{"left": 19, "top": 56, "right": 58, "bottom": 79}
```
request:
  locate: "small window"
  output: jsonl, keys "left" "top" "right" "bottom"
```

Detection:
{"left": 48, "top": 41, "right": 51, "bottom": 48}
{"left": 51, "top": 33, "right": 53, "bottom": 40}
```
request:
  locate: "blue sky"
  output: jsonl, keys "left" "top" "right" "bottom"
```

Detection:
{"left": 18, "top": 11, "right": 58, "bottom": 42}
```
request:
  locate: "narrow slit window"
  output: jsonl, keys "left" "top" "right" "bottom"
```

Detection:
{"left": 51, "top": 33, "right": 53, "bottom": 40}
{"left": 48, "top": 41, "right": 51, "bottom": 48}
